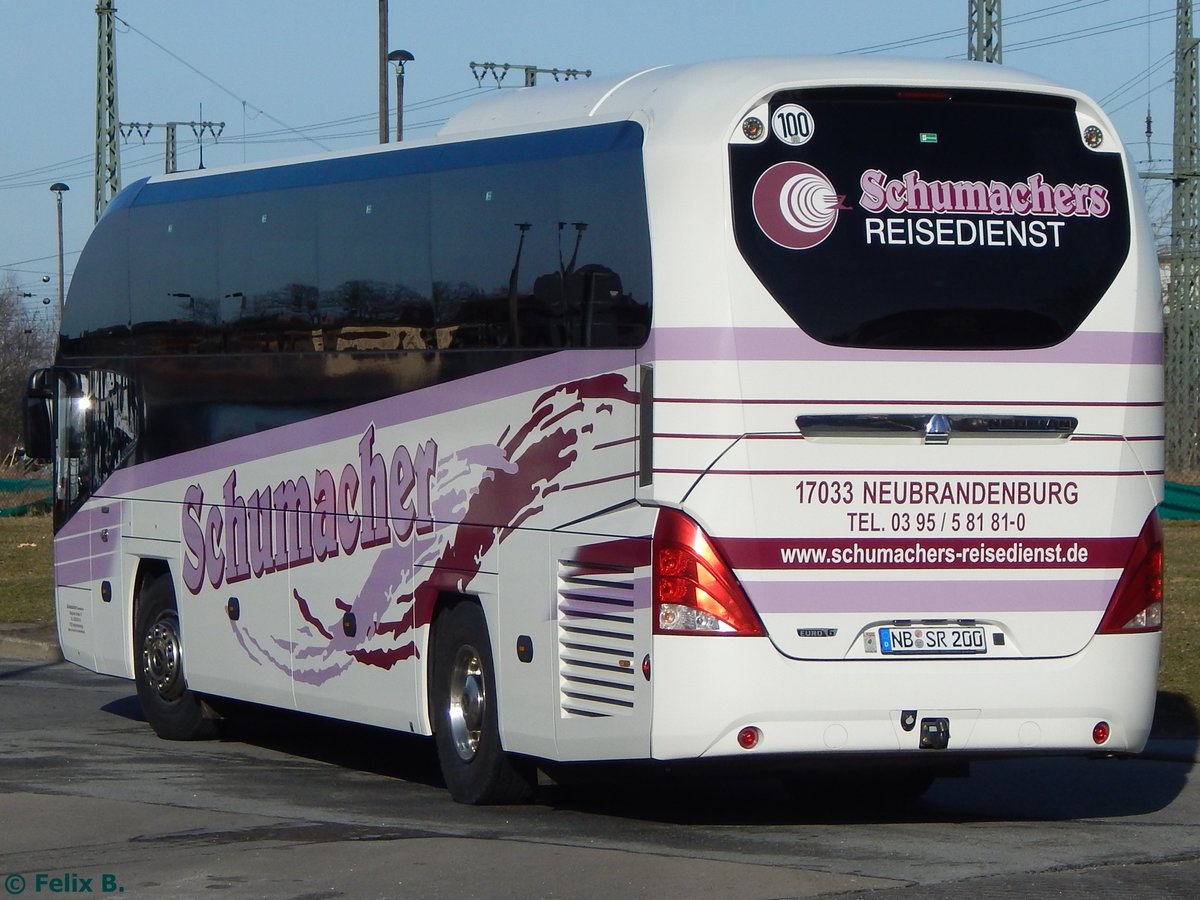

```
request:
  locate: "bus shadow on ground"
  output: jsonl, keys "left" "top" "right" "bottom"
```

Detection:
{"left": 100, "top": 690, "right": 1196, "bottom": 827}
{"left": 544, "top": 694, "right": 1198, "bottom": 825}
{"left": 101, "top": 693, "right": 447, "bottom": 791}
{"left": 539, "top": 748, "right": 1195, "bottom": 826}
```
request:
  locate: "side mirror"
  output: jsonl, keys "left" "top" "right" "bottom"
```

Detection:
{"left": 23, "top": 369, "right": 54, "bottom": 461}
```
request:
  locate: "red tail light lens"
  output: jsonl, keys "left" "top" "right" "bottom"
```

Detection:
{"left": 1097, "top": 511, "right": 1163, "bottom": 634}
{"left": 652, "top": 508, "right": 764, "bottom": 636}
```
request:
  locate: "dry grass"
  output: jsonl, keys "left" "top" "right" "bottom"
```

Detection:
{"left": 1158, "top": 520, "right": 1200, "bottom": 735}
{"left": 0, "top": 512, "right": 54, "bottom": 623}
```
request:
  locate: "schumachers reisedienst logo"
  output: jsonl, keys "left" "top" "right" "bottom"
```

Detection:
{"left": 751, "top": 161, "right": 849, "bottom": 250}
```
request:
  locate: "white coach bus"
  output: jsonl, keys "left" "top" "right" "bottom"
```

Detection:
{"left": 26, "top": 57, "right": 1164, "bottom": 804}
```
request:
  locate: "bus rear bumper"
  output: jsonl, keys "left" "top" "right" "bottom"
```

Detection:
{"left": 648, "top": 631, "right": 1161, "bottom": 761}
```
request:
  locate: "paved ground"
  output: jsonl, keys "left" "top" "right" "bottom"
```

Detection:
{"left": 1, "top": 650, "right": 1198, "bottom": 899}
{"left": 0, "top": 622, "right": 59, "bottom": 663}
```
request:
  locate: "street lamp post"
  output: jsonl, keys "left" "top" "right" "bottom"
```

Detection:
{"left": 49, "top": 182, "right": 70, "bottom": 319}
{"left": 378, "top": 0, "right": 388, "bottom": 144}
{"left": 388, "top": 50, "right": 414, "bottom": 141}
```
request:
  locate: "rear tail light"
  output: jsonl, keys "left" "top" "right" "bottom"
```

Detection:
{"left": 738, "top": 726, "right": 763, "bottom": 749}
{"left": 653, "top": 508, "right": 764, "bottom": 636}
{"left": 1097, "top": 511, "right": 1163, "bottom": 634}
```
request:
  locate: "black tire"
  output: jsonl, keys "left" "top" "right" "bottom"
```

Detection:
{"left": 134, "top": 574, "right": 218, "bottom": 741}
{"left": 431, "top": 602, "right": 536, "bottom": 804}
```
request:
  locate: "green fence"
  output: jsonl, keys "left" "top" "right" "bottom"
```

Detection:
{"left": 0, "top": 478, "right": 52, "bottom": 517}
{"left": 1161, "top": 481, "right": 1200, "bottom": 521}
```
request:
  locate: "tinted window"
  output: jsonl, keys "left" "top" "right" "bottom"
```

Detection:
{"left": 729, "top": 89, "right": 1131, "bottom": 349}
{"left": 72, "top": 125, "right": 652, "bottom": 363}
{"left": 560, "top": 150, "right": 652, "bottom": 347}
{"left": 219, "top": 189, "right": 318, "bottom": 353}
{"left": 431, "top": 147, "right": 651, "bottom": 350}
{"left": 130, "top": 199, "right": 218, "bottom": 354}
{"left": 317, "top": 177, "right": 433, "bottom": 351}
{"left": 431, "top": 160, "right": 558, "bottom": 349}
{"left": 61, "top": 209, "right": 130, "bottom": 357}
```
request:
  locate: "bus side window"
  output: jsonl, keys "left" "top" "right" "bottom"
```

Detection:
{"left": 38, "top": 369, "right": 141, "bottom": 522}
{"left": 430, "top": 162, "right": 558, "bottom": 350}
{"left": 316, "top": 176, "right": 434, "bottom": 352}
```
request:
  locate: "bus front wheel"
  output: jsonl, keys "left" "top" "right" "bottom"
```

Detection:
{"left": 432, "top": 601, "right": 536, "bottom": 804}
{"left": 134, "top": 574, "right": 218, "bottom": 741}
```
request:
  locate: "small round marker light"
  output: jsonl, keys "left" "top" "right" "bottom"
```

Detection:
{"left": 742, "top": 116, "right": 766, "bottom": 141}
{"left": 737, "top": 726, "right": 762, "bottom": 750}
{"left": 1083, "top": 125, "right": 1104, "bottom": 149}
{"left": 1092, "top": 721, "right": 1111, "bottom": 745}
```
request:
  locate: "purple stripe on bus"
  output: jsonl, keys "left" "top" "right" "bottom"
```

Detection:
{"left": 90, "top": 551, "right": 117, "bottom": 581}
{"left": 744, "top": 578, "right": 1115, "bottom": 614}
{"left": 55, "top": 560, "right": 93, "bottom": 587}
{"left": 55, "top": 550, "right": 118, "bottom": 587}
{"left": 641, "top": 327, "right": 1162, "bottom": 366}
{"left": 55, "top": 531, "right": 92, "bottom": 564}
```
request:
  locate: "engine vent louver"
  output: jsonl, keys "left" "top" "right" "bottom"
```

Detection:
{"left": 558, "top": 557, "right": 639, "bottom": 718}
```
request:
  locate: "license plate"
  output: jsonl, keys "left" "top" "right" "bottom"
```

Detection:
{"left": 879, "top": 626, "right": 987, "bottom": 655}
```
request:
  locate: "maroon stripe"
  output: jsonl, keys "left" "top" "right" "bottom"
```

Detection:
{"left": 656, "top": 397, "right": 1163, "bottom": 408}
{"left": 652, "top": 472, "right": 1156, "bottom": 480}
{"left": 563, "top": 470, "right": 638, "bottom": 491}
{"left": 718, "top": 535, "right": 1135, "bottom": 571}
{"left": 655, "top": 432, "right": 1164, "bottom": 443}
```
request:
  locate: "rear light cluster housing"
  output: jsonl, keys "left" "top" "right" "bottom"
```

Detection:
{"left": 1097, "top": 511, "right": 1164, "bottom": 634}
{"left": 652, "top": 508, "right": 764, "bottom": 636}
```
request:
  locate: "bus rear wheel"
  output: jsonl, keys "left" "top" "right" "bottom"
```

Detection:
{"left": 134, "top": 574, "right": 218, "bottom": 741}
{"left": 432, "top": 602, "right": 535, "bottom": 804}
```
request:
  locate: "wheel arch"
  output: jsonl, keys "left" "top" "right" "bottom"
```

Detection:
{"left": 426, "top": 589, "right": 487, "bottom": 735}
{"left": 129, "top": 557, "right": 171, "bottom": 671}
{"left": 426, "top": 590, "right": 536, "bottom": 803}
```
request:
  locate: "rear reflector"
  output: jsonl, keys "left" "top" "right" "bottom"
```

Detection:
{"left": 1097, "top": 511, "right": 1163, "bottom": 634}
{"left": 738, "top": 726, "right": 762, "bottom": 750}
{"left": 653, "top": 508, "right": 764, "bottom": 636}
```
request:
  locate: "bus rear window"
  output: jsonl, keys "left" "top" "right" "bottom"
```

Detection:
{"left": 729, "top": 88, "right": 1131, "bottom": 350}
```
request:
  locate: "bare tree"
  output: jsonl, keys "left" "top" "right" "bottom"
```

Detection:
{"left": 0, "top": 274, "right": 57, "bottom": 457}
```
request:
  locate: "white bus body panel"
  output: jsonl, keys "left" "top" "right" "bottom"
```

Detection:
{"left": 650, "top": 632, "right": 1161, "bottom": 759}
{"left": 51, "top": 56, "right": 1161, "bottom": 768}
{"left": 628, "top": 60, "right": 1162, "bottom": 755}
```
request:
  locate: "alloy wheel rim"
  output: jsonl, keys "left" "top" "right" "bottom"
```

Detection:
{"left": 447, "top": 644, "right": 485, "bottom": 762}
{"left": 143, "top": 611, "right": 185, "bottom": 701}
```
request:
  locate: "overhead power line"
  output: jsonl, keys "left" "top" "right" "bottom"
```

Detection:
{"left": 843, "top": 0, "right": 1120, "bottom": 56}
{"left": 1099, "top": 49, "right": 1175, "bottom": 105}
{"left": 113, "top": 14, "right": 330, "bottom": 152}
{"left": 1003, "top": 9, "right": 1175, "bottom": 53}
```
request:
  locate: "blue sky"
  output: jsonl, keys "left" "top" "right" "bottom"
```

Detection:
{"left": 0, "top": 1, "right": 1179, "bottom": 320}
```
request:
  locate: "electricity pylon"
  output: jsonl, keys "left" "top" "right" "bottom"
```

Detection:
{"left": 95, "top": 1, "right": 121, "bottom": 222}
{"left": 1167, "top": 0, "right": 1200, "bottom": 472}
{"left": 967, "top": 0, "right": 1003, "bottom": 63}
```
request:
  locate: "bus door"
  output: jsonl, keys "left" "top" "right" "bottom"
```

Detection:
{"left": 25, "top": 368, "right": 137, "bottom": 675}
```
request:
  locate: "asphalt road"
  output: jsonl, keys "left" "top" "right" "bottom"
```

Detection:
{"left": 1, "top": 656, "right": 1198, "bottom": 899}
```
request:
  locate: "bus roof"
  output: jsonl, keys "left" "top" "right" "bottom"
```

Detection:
{"left": 106, "top": 55, "right": 1093, "bottom": 216}
{"left": 437, "top": 56, "right": 1075, "bottom": 139}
